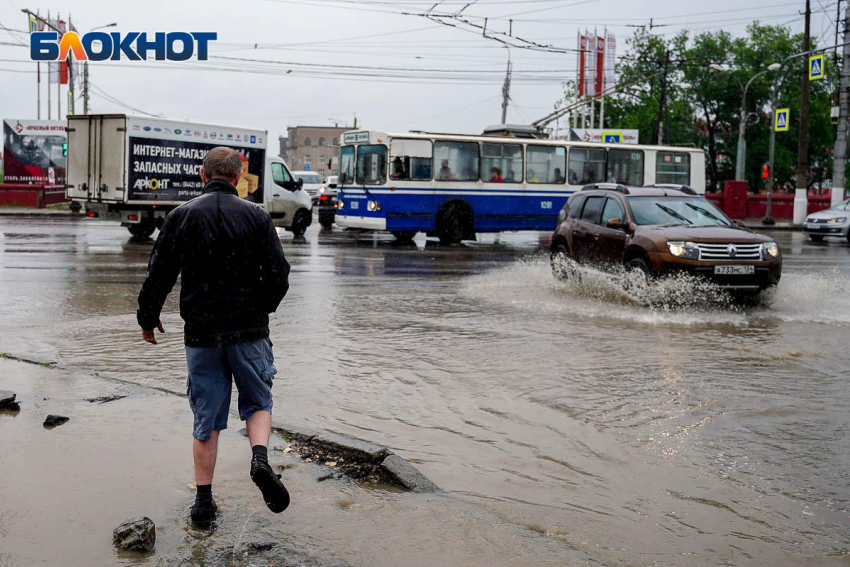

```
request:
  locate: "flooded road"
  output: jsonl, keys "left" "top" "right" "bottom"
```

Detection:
{"left": 1, "top": 216, "right": 849, "bottom": 565}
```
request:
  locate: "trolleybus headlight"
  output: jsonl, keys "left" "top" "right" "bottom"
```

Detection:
{"left": 367, "top": 200, "right": 378, "bottom": 212}
{"left": 667, "top": 241, "right": 700, "bottom": 260}
{"left": 337, "top": 200, "right": 344, "bottom": 210}
{"left": 763, "top": 242, "right": 780, "bottom": 259}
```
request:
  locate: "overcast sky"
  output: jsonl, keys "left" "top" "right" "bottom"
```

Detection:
{"left": 0, "top": 0, "right": 837, "bottom": 146}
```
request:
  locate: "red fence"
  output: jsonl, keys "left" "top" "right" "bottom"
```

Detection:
{"left": 705, "top": 181, "right": 832, "bottom": 220}
{"left": 0, "top": 184, "right": 67, "bottom": 208}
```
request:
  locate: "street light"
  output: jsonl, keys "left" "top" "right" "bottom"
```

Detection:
{"left": 708, "top": 62, "right": 781, "bottom": 181}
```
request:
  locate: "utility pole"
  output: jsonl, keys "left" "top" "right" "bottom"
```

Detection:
{"left": 656, "top": 49, "right": 670, "bottom": 145}
{"left": 82, "top": 63, "right": 90, "bottom": 114}
{"left": 831, "top": 4, "right": 850, "bottom": 206}
{"left": 500, "top": 56, "right": 512, "bottom": 124}
{"left": 796, "top": 0, "right": 812, "bottom": 191}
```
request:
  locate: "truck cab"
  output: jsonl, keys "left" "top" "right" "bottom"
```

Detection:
{"left": 266, "top": 159, "right": 313, "bottom": 235}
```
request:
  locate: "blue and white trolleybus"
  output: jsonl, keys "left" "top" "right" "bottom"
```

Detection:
{"left": 335, "top": 130, "right": 705, "bottom": 243}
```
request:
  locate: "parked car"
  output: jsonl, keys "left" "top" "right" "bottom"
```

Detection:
{"left": 550, "top": 184, "right": 782, "bottom": 295}
{"left": 292, "top": 171, "right": 323, "bottom": 203}
{"left": 803, "top": 198, "right": 850, "bottom": 243}
{"left": 318, "top": 175, "right": 339, "bottom": 229}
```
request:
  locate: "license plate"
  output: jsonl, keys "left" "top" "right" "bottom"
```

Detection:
{"left": 806, "top": 223, "right": 820, "bottom": 230}
{"left": 715, "top": 265, "right": 755, "bottom": 275}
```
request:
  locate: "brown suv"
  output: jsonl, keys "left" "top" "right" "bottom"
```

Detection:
{"left": 550, "top": 184, "right": 782, "bottom": 293}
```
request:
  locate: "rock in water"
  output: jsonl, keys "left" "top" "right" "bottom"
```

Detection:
{"left": 0, "top": 390, "right": 16, "bottom": 409}
{"left": 43, "top": 415, "right": 69, "bottom": 428}
{"left": 113, "top": 516, "right": 156, "bottom": 552}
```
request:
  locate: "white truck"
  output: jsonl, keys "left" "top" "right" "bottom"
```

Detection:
{"left": 66, "top": 114, "right": 312, "bottom": 238}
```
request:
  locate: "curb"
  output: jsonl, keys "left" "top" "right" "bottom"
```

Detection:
{"left": 271, "top": 422, "right": 441, "bottom": 493}
{"left": 743, "top": 224, "right": 802, "bottom": 231}
{"left": 0, "top": 209, "right": 80, "bottom": 218}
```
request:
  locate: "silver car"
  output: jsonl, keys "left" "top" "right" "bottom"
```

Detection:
{"left": 803, "top": 198, "right": 850, "bottom": 243}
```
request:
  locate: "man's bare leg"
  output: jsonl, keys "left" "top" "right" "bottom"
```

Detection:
{"left": 246, "top": 410, "right": 271, "bottom": 448}
{"left": 193, "top": 430, "right": 220, "bottom": 485}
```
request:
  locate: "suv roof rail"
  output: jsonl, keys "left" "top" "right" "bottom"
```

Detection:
{"left": 646, "top": 183, "right": 698, "bottom": 195}
{"left": 580, "top": 183, "right": 630, "bottom": 194}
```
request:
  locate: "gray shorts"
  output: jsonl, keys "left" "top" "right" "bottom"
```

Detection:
{"left": 185, "top": 338, "right": 276, "bottom": 441}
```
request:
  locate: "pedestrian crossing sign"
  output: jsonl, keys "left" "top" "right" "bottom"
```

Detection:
{"left": 809, "top": 54, "right": 824, "bottom": 81}
{"left": 774, "top": 108, "right": 790, "bottom": 132}
{"left": 602, "top": 131, "right": 622, "bottom": 143}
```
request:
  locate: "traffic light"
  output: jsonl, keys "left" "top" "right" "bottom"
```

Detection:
{"left": 761, "top": 164, "right": 769, "bottom": 179}
{"left": 62, "top": 142, "right": 68, "bottom": 157}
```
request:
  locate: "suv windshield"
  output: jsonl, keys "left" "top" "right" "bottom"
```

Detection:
{"left": 628, "top": 196, "right": 732, "bottom": 227}
{"left": 296, "top": 174, "right": 321, "bottom": 185}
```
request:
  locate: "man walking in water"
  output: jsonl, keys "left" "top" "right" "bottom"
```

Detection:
{"left": 137, "top": 147, "right": 291, "bottom": 527}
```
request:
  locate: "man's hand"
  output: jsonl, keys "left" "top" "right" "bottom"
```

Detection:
{"left": 142, "top": 321, "right": 165, "bottom": 345}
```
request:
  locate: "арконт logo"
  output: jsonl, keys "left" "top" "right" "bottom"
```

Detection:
{"left": 30, "top": 31, "right": 217, "bottom": 62}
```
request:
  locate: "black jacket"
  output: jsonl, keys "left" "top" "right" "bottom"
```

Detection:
{"left": 137, "top": 179, "right": 290, "bottom": 346}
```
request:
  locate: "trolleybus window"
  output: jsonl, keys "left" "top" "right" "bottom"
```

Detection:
{"left": 390, "top": 139, "right": 433, "bottom": 181}
{"left": 656, "top": 151, "right": 690, "bottom": 185}
{"left": 356, "top": 145, "right": 388, "bottom": 185}
{"left": 339, "top": 146, "right": 355, "bottom": 185}
{"left": 608, "top": 149, "right": 644, "bottom": 186}
{"left": 481, "top": 143, "right": 522, "bottom": 183}
{"left": 434, "top": 141, "right": 479, "bottom": 182}
{"left": 527, "top": 146, "right": 566, "bottom": 184}
{"left": 568, "top": 147, "right": 606, "bottom": 185}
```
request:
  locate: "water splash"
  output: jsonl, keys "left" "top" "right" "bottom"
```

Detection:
{"left": 462, "top": 256, "right": 850, "bottom": 327}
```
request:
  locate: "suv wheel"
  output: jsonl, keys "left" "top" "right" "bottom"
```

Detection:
{"left": 550, "top": 243, "right": 579, "bottom": 281}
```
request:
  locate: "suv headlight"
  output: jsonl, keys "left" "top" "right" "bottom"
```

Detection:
{"left": 763, "top": 241, "right": 780, "bottom": 259}
{"left": 667, "top": 241, "right": 700, "bottom": 260}
{"left": 828, "top": 217, "right": 847, "bottom": 224}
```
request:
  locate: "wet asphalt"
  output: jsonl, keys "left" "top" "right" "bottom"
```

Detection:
{"left": 0, "top": 215, "right": 849, "bottom": 566}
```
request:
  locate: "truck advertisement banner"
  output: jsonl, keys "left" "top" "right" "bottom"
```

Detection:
{"left": 128, "top": 136, "right": 265, "bottom": 202}
{"left": 2, "top": 119, "right": 66, "bottom": 185}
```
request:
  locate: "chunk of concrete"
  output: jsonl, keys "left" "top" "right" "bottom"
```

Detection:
{"left": 43, "top": 415, "right": 69, "bottom": 428}
{"left": 380, "top": 454, "right": 441, "bottom": 493}
{"left": 313, "top": 433, "right": 389, "bottom": 463}
{"left": 0, "top": 390, "right": 16, "bottom": 409}
{"left": 113, "top": 516, "right": 156, "bottom": 552}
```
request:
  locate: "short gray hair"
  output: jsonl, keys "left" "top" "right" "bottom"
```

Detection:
{"left": 203, "top": 147, "right": 243, "bottom": 181}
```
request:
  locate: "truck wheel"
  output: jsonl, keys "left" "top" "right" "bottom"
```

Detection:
{"left": 290, "top": 210, "right": 310, "bottom": 237}
{"left": 320, "top": 219, "right": 334, "bottom": 230}
{"left": 436, "top": 201, "right": 472, "bottom": 245}
{"left": 392, "top": 231, "right": 417, "bottom": 242}
{"left": 808, "top": 235, "right": 824, "bottom": 242}
{"left": 128, "top": 220, "right": 155, "bottom": 239}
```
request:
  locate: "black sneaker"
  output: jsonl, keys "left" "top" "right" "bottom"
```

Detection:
{"left": 190, "top": 497, "right": 217, "bottom": 528}
{"left": 250, "top": 455, "right": 290, "bottom": 513}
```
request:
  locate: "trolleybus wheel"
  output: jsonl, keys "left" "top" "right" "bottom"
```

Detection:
{"left": 437, "top": 201, "right": 472, "bottom": 245}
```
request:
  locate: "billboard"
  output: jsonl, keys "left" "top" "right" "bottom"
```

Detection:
{"left": 126, "top": 116, "right": 267, "bottom": 203}
{"left": 2, "top": 119, "right": 66, "bottom": 185}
